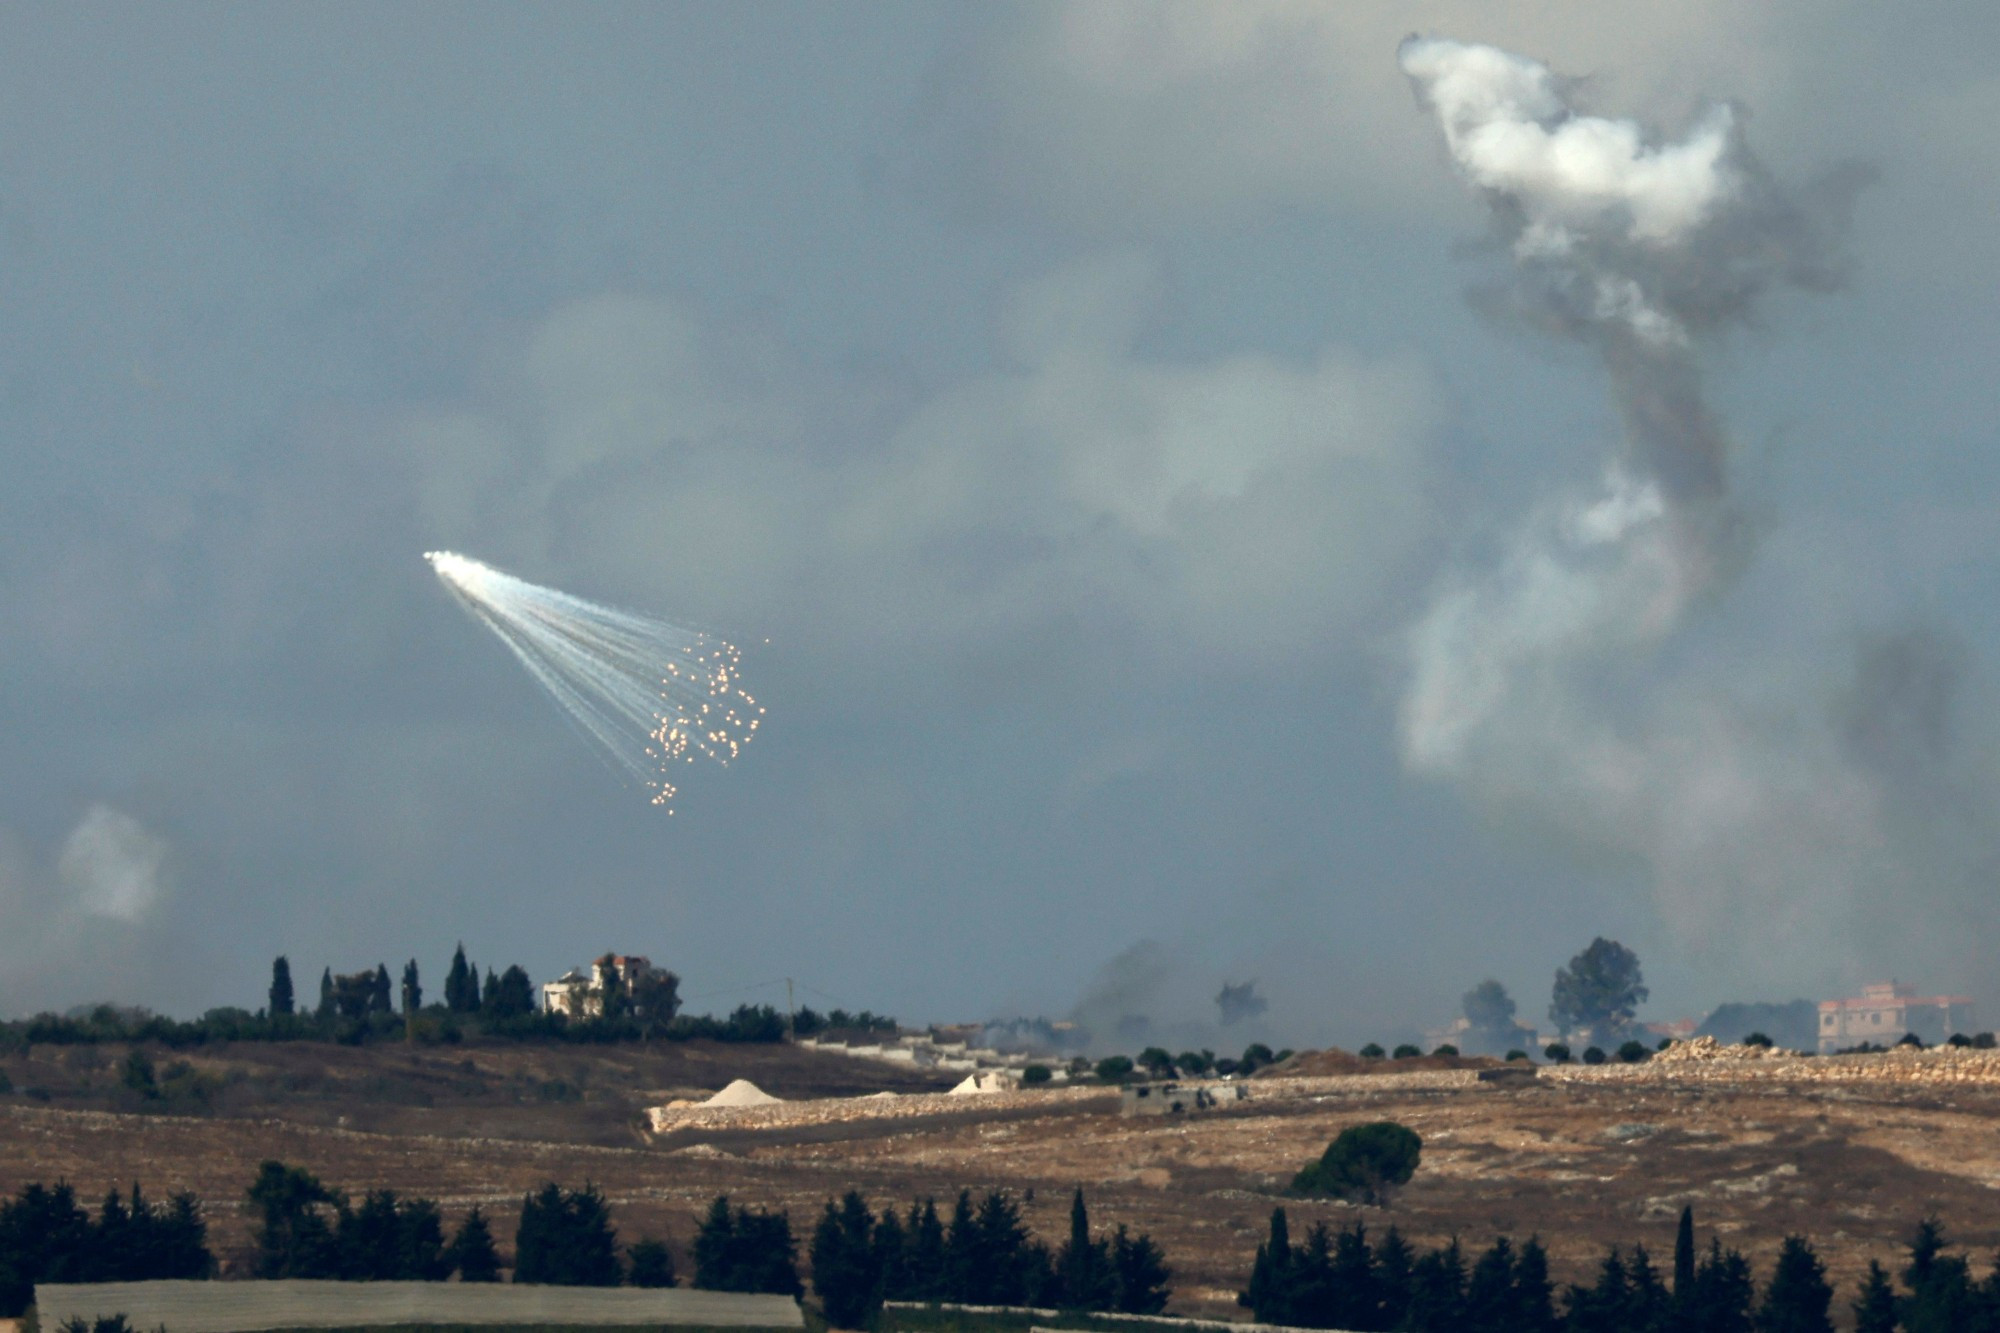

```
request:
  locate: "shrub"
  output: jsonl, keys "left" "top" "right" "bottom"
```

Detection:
{"left": 627, "top": 1237, "right": 675, "bottom": 1287}
{"left": 1616, "top": 1040, "right": 1651, "bottom": 1064}
{"left": 1094, "top": 1055, "right": 1134, "bottom": 1083}
{"left": 1582, "top": 1046, "right": 1606, "bottom": 1065}
{"left": 1505, "top": 1049, "right": 1529, "bottom": 1062}
{"left": 1543, "top": 1043, "right": 1571, "bottom": 1064}
{"left": 1897, "top": 1032, "right": 1924, "bottom": 1049}
{"left": 1358, "top": 1043, "right": 1385, "bottom": 1059}
{"left": 1021, "top": 1064, "right": 1052, "bottom": 1085}
{"left": 1656, "top": 1037, "right": 1674, "bottom": 1051}
{"left": 1975, "top": 1032, "right": 1997, "bottom": 1050}
{"left": 1743, "top": 1031, "right": 1774, "bottom": 1048}
{"left": 1293, "top": 1122, "right": 1422, "bottom": 1205}
{"left": 1948, "top": 1032, "right": 1972, "bottom": 1048}
{"left": 1392, "top": 1044, "right": 1422, "bottom": 1060}
{"left": 1431, "top": 1044, "right": 1459, "bottom": 1057}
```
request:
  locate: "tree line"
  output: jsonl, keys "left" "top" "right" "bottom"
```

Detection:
{"left": 0, "top": 945, "right": 809, "bottom": 1051}
{"left": 1241, "top": 1204, "right": 2000, "bottom": 1333}
{"left": 0, "top": 1183, "right": 212, "bottom": 1316}
{"left": 806, "top": 1187, "right": 1170, "bottom": 1327}
{"left": 3, "top": 1168, "right": 1168, "bottom": 1326}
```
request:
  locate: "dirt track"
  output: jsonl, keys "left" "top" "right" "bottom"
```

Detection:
{"left": 7, "top": 1042, "right": 2000, "bottom": 1324}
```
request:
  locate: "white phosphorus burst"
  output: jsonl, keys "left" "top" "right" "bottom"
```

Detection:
{"left": 425, "top": 551, "right": 763, "bottom": 813}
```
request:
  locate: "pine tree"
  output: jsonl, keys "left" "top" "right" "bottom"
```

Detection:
{"left": 1108, "top": 1224, "right": 1170, "bottom": 1315}
{"left": 269, "top": 956, "right": 295, "bottom": 1017}
{"left": 898, "top": 1199, "right": 945, "bottom": 1301}
{"left": 513, "top": 1183, "right": 621, "bottom": 1287}
{"left": 449, "top": 1206, "right": 501, "bottom": 1282}
{"left": 1852, "top": 1260, "right": 1898, "bottom": 1333}
{"left": 872, "top": 1207, "right": 907, "bottom": 1302}
{"left": 1758, "top": 1235, "right": 1834, "bottom": 1333}
{"left": 1688, "top": 1239, "right": 1756, "bottom": 1333}
{"left": 1374, "top": 1226, "right": 1415, "bottom": 1330}
{"left": 1512, "top": 1238, "right": 1560, "bottom": 1333}
{"left": 1327, "top": 1222, "right": 1377, "bottom": 1331}
{"left": 811, "top": 1191, "right": 882, "bottom": 1328}
{"left": 245, "top": 1161, "right": 340, "bottom": 1279}
{"left": 1464, "top": 1235, "right": 1516, "bottom": 1333}
{"left": 1407, "top": 1238, "right": 1467, "bottom": 1330}
{"left": 1901, "top": 1219, "right": 1974, "bottom": 1333}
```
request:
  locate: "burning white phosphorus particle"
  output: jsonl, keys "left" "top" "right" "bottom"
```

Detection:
{"left": 425, "top": 551, "right": 763, "bottom": 812}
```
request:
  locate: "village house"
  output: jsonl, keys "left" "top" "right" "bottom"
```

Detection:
{"left": 1818, "top": 981, "right": 1974, "bottom": 1053}
{"left": 541, "top": 953, "right": 659, "bottom": 1018}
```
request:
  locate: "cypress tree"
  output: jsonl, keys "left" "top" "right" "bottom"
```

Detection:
{"left": 401, "top": 960, "right": 421, "bottom": 1015}
{"left": 482, "top": 966, "right": 500, "bottom": 1012}
{"left": 318, "top": 967, "right": 334, "bottom": 1020}
{"left": 269, "top": 956, "right": 295, "bottom": 1017}
{"left": 369, "top": 964, "right": 393, "bottom": 1015}
{"left": 1055, "top": 1188, "right": 1108, "bottom": 1309}
{"left": 446, "top": 944, "right": 475, "bottom": 1014}
{"left": 1675, "top": 1206, "right": 1697, "bottom": 1302}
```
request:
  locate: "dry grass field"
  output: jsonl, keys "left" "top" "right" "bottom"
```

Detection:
{"left": 7, "top": 1040, "right": 2000, "bottom": 1322}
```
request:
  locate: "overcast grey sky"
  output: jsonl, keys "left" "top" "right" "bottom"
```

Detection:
{"left": 5, "top": 3, "right": 2000, "bottom": 1050}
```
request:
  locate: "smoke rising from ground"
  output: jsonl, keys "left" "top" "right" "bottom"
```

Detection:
{"left": 1395, "top": 39, "right": 1994, "bottom": 985}
{"left": 0, "top": 805, "right": 176, "bottom": 1015}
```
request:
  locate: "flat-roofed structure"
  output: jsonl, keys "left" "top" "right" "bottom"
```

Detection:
{"left": 1818, "top": 981, "right": 1975, "bottom": 1053}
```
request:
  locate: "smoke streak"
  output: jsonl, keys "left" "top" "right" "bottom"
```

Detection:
{"left": 427, "top": 551, "right": 762, "bottom": 812}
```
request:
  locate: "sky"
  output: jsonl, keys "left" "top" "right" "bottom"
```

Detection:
{"left": 5, "top": 3, "right": 2000, "bottom": 1051}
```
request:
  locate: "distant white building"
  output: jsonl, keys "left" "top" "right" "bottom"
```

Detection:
{"left": 542, "top": 953, "right": 659, "bottom": 1018}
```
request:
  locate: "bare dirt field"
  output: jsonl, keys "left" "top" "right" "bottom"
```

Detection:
{"left": 7, "top": 1041, "right": 2000, "bottom": 1324}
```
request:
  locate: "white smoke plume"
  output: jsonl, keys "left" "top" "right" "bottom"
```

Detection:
{"left": 1391, "top": 40, "right": 1992, "bottom": 982}
{"left": 59, "top": 803, "right": 169, "bottom": 923}
{"left": 0, "top": 804, "right": 174, "bottom": 1016}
